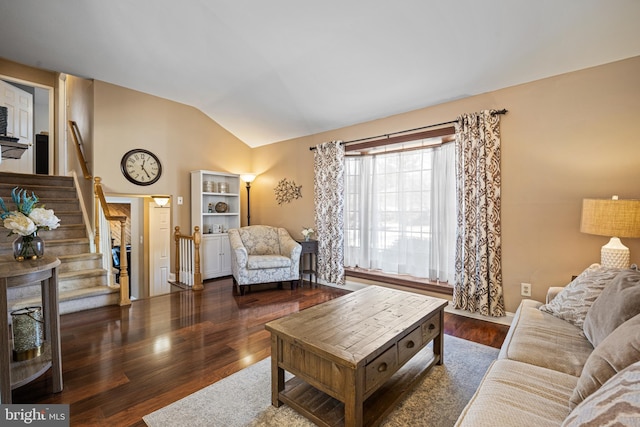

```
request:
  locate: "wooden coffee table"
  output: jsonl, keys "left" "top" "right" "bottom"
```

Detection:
{"left": 265, "top": 285, "right": 448, "bottom": 427}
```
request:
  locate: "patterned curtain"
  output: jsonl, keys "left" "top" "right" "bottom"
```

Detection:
{"left": 453, "top": 110, "right": 505, "bottom": 316}
{"left": 313, "top": 141, "right": 345, "bottom": 285}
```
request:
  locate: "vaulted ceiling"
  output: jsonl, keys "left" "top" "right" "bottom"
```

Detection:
{"left": 1, "top": 1, "right": 639, "bottom": 147}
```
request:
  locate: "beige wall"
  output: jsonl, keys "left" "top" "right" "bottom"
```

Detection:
{"left": 252, "top": 56, "right": 640, "bottom": 313}
{"left": 66, "top": 75, "right": 94, "bottom": 215}
{"left": 92, "top": 81, "right": 252, "bottom": 233}
{"left": 0, "top": 57, "right": 57, "bottom": 88}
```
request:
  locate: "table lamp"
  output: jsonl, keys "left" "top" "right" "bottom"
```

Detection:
{"left": 580, "top": 196, "right": 640, "bottom": 268}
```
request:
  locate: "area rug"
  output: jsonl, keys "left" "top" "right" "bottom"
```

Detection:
{"left": 143, "top": 335, "right": 498, "bottom": 427}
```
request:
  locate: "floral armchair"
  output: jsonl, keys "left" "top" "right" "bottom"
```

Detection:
{"left": 228, "top": 225, "right": 301, "bottom": 295}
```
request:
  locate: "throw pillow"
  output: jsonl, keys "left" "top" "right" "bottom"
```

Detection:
{"left": 563, "top": 360, "right": 640, "bottom": 427}
{"left": 539, "top": 264, "right": 621, "bottom": 329}
{"left": 568, "top": 313, "right": 640, "bottom": 409}
{"left": 583, "top": 267, "right": 640, "bottom": 347}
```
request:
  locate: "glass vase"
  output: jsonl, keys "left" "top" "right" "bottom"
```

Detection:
{"left": 13, "top": 233, "right": 45, "bottom": 261}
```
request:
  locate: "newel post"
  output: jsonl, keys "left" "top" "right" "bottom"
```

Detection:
{"left": 192, "top": 226, "right": 203, "bottom": 290}
{"left": 174, "top": 226, "right": 181, "bottom": 284}
{"left": 93, "top": 177, "right": 101, "bottom": 252}
{"left": 118, "top": 218, "right": 131, "bottom": 306}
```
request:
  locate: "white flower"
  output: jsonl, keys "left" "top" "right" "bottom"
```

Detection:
{"left": 3, "top": 213, "right": 37, "bottom": 236}
{"left": 29, "top": 208, "right": 60, "bottom": 230}
{"left": 301, "top": 227, "right": 314, "bottom": 237}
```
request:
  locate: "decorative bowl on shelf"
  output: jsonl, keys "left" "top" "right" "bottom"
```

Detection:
{"left": 214, "top": 202, "right": 228, "bottom": 213}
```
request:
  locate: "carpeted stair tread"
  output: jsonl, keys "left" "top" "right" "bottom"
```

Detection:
{"left": 59, "top": 268, "right": 109, "bottom": 280}
{"left": 9, "top": 285, "right": 120, "bottom": 311}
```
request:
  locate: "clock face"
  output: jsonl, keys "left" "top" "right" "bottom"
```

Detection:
{"left": 120, "top": 149, "right": 162, "bottom": 186}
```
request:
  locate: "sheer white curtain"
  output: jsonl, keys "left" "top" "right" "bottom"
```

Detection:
{"left": 344, "top": 142, "right": 456, "bottom": 282}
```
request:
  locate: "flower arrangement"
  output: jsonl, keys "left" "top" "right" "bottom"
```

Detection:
{"left": 0, "top": 187, "right": 60, "bottom": 260}
{"left": 301, "top": 227, "right": 314, "bottom": 241}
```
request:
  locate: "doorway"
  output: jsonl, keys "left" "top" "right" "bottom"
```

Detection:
{"left": 0, "top": 76, "right": 54, "bottom": 174}
{"left": 105, "top": 195, "right": 173, "bottom": 299}
{"left": 106, "top": 196, "right": 143, "bottom": 299}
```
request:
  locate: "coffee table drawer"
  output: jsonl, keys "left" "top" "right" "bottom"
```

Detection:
{"left": 365, "top": 344, "right": 398, "bottom": 392}
{"left": 422, "top": 311, "right": 441, "bottom": 343}
{"left": 398, "top": 325, "right": 423, "bottom": 364}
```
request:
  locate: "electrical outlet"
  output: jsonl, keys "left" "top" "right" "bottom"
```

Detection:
{"left": 521, "top": 282, "right": 532, "bottom": 297}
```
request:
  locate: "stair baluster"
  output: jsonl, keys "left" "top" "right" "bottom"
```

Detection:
{"left": 174, "top": 226, "right": 203, "bottom": 290}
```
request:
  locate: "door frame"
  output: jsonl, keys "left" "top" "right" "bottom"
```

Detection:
{"left": 0, "top": 73, "right": 55, "bottom": 174}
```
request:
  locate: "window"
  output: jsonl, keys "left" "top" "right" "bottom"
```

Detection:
{"left": 344, "top": 132, "right": 456, "bottom": 284}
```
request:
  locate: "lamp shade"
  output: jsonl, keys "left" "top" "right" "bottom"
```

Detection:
{"left": 240, "top": 173, "right": 256, "bottom": 184}
{"left": 152, "top": 196, "right": 170, "bottom": 207}
{"left": 580, "top": 198, "right": 640, "bottom": 238}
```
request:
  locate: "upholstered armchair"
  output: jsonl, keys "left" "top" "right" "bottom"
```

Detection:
{"left": 228, "top": 225, "right": 302, "bottom": 295}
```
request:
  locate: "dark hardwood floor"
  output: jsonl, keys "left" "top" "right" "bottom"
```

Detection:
{"left": 12, "top": 278, "right": 509, "bottom": 426}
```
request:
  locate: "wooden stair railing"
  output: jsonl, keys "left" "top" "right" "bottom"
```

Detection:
{"left": 68, "top": 119, "right": 129, "bottom": 306}
{"left": 174, "top": 226, "right": 203, "bottom": 291}
{"left": 68, "top": 120, "right": 92, "bottom": 180}
{"left": 94, "top": 177, "right": 130, "bottom": 306}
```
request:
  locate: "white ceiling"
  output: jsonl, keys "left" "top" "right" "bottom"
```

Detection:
{"left": 1, "top": 1, "right": 639, "bottom": 147}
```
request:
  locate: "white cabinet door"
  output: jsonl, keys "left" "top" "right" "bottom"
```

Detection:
{"left": 201, "top": 234, "right": 232, "bottom": 279}
{"left": 201, "top": 236, "right": 220, "bottom": 280}
{"left": 219, "top": 235, "right": 231, "bottom": 276}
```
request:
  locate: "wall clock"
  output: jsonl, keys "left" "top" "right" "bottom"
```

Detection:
{"left": 120, "top": 149, "right": 162, "bottom": 186}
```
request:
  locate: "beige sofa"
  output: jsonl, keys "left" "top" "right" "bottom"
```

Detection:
{"left": 455, "top": 264, "right": 640, "bottom": 427}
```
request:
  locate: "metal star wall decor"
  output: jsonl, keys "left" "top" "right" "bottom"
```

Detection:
{"left": 274, "top": 178, "right": 302, "bottom": 205}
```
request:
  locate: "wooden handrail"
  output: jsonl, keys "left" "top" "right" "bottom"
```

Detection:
{"left": 68, "top": 120, "right": 92, "bottom": 180}
{"left": 94, "top": 177, "right": 130, "bottom": 306}
{"left": 174, "top": 226, "right": 203, "bottom": 290}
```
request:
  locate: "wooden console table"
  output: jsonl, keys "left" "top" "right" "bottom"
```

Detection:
{"left": 0, "top": 255, "right": 63, "bottom": 403}
{"left": 266, "top": 285, "right": 447, "bottom": 427}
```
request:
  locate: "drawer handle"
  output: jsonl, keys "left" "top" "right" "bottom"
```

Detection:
{"left": 377, "top": 362, "right": 387, "bottom": 373}
{"left": 405, "top": 340, "right": 415, "bottom": 349}
{"left": 428, "top": 323, "right": 436, "bottom": 331}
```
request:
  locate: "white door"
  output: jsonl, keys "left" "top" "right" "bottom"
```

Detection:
{"left": 0, "top": 80, "right": 33, "bottom": 173}
{"left": 149, "top": 202, "right": 171, "bottom": 296}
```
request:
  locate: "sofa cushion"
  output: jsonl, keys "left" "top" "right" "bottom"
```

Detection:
{"left": 563, "top": 360, "right": 640, "bottom": 427}
{"left": 583, "top": 267, "right": 640, "bottom": 347}
{"left": 238, "top": 226, "right": 280, "bottom": 256}
{"left": 247, "top": 255, "right": 291, "bottom": 270}
{"left": 499, "top": 299, "right": 593, "bottom": 376}
{"left": 569, "top": 313, "right": 640, "bottom": 409}
{"left": 539, "top": 263, "right": 621, "bottom": 329}
{"left": 455, "top": 359, "right": 576, "bottom": 427}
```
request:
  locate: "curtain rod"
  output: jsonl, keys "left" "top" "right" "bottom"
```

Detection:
{"left": 309, "top": 108, "right": 508, "bottom": 151}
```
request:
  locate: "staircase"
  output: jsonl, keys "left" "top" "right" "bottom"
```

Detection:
{"left": 0, "top": 172, "right": 120, "bottom": 314}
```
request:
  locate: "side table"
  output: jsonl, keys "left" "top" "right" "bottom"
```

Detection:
{"left": 0, "top": 255, "right": 63, "bottom": 403}
{"left": 296, "top": 239, "right": 318, "bottom": 286}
